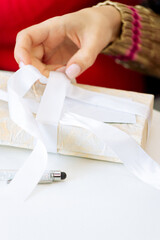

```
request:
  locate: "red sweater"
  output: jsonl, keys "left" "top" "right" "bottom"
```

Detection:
{"left": 0, "top": 0, "right": 145, "bottom": 91}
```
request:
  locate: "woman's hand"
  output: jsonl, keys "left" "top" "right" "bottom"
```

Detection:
{"left": 14, "top": 6, "right": 121, "bottom": 78}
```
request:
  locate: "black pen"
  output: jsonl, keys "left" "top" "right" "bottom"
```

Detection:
{"left": 0, "top": 169, "right": 67, "bottom": 184}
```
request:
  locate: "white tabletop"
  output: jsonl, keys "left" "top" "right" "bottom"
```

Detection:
{"left": 0, "top": 110, "right": 160, "bottom": 240}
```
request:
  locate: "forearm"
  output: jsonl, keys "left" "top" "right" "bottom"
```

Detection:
{"left": 97, "top": 1, "right": 160, "bottom": 78}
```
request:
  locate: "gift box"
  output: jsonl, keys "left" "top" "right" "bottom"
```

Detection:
{"left": 0, "top": 69, "right": 154, "bottom": 163}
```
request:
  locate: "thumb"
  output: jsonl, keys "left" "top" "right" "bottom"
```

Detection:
{"left": 65, "top": 45, "right": 98, "bottom": 79}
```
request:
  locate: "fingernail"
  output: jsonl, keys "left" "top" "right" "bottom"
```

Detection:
{"left": 65, "top": 64, "right": 81, "bottom": 79}
{"left": 19, "top": 61, "right": 25, "bottom": 68}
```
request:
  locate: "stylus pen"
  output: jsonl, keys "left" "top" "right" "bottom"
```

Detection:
{"left": 0, "top": 169, "right": 67, "bottom": 184}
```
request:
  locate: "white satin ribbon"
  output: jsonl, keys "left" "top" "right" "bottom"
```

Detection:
{"left": 36, "top": 71, "right": 70, "bottom": 153}
{"left": 0, "top": 65, "right": 157, "bottom": 203}
{"left": 61, "top": 113, "right": 160, "bottom": 190}
{"left": 0, "top": 66, "right": 48, "bottom": 203}
{"left": 67, "top": 84, "right": 150, "bottom": 118}
{"left": 66, "top": 84, "right": 152, "bottom": 135}
{"left": 0, "top": 89, "right": 8, "bottom": 102}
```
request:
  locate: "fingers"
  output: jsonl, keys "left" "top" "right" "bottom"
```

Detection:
{"left": 14, "top": 23, "right": 48, "bottom": 65}
{"left": 63, "top": 6, "right": 121, "bottom": 79}
{"left": 63, "top": 9, "right": 112, "bottom": 79}
{"left": 14, "top": 18, "right": 65, "bottom": 68}
{"left": 14, "top": 7, "right": 114, "bottom": 79}
{"left": 65, "top": 36, "right": 105, "bottom": 79}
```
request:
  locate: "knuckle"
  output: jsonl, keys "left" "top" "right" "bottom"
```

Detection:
{"left": 14, "top": 47, "right": 19, "bottom": 59}
{"left": 14, "top": 47, "right": 20, "bottom": 63}
{"left": 16, "top": 29, "right": 27, "bottom": 41}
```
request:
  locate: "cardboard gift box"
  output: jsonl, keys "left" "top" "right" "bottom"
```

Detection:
{"left": 0, "top": 70, "right": 154, "bottom": 163}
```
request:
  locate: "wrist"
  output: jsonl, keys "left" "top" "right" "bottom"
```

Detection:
{"left": 97, "top": 5, "right": 122, "bottom": 43}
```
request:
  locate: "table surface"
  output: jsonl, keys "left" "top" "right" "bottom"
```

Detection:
{"left": 0, "top": 110, "right": 160, "bottom": 240}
